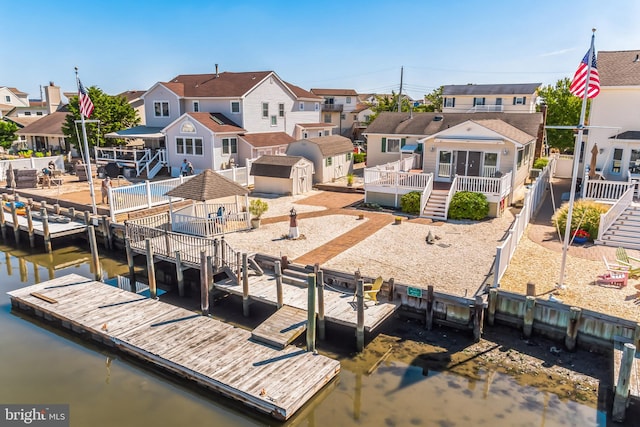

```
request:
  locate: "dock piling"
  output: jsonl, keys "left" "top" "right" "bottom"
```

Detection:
{"left": 473, "top": 295, "right": 484, "bottom": 342}
{"left": 11, "top": 201, "right": 20, "bottom": 245}
{"left": 88, "top": 225, "right": 102, "bottom": 281}
{"left": 565, "top": 307, "right": 582, "bottom": 351}
{"left": 146, "top": 238, "right": 157, "bottom": 300}
{"left": 307, "top": 273, "right": 316, "bottom": 352}
{"left": 175, "top": 250, "right": 184, "bottom": 297}
{"left": 125, "top": 237, "right": 136, "bottom": 282}
{"left": 523, "top": 296, "right": 536, "bottom": 338}
{"left": 0, "top": 197, "right": 6, "bottom": 240}
{"left": 487, "top": 288, "right": 498, "bottom": 326}
{"left": 242, "top": 253, "right": 249, "bottom": 317}
{"left": 275, "top": 260, "right": 283, "bottom": 309}
{"left": 356, "top": 278, "right": 365, "bottom": 352}
{"left": 200, "top": 250, "right": 209, "bottom": 315}
{"left": 41, "top": 208, "right": 51, "bottom": 253}
{"left": 317, "top": 269, "right": 325, "bottom": 341}
{"left": 613, "top": 342, "right": 636, "bottom": 422}
{"left": 25, "top": 203, "right": 35, "bottom": 248}
{"left": 425, "top": 285, "right": 434, "bottom": 330}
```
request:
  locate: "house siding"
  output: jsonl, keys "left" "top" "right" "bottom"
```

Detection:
{"left": 164, "top": 115, "right": 214, "bottom": 175}
{"left": 443, "top": 94, "right": 536, "bottom": 114}
{"left": 365, "top": 134, "right": 421, "bottom": 167}
{"left": 254, "top": 176, "right": 293, "bottom": 195}
{"left": 144, "top": 86, "right": 181, "bottom": 128}
{"left": 243, "top": 76, "right": 294, "bottom": 134}
{"left": 286, "top": 141, "right": 325, "bottom": 183}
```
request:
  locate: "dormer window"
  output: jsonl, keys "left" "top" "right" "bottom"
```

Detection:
{"left": 180, "top": 121, "right": 196, "bottom": 133}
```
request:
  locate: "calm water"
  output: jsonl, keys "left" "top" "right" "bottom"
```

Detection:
{"left": 0, "top": 242, "right": 608, "bottom": 426}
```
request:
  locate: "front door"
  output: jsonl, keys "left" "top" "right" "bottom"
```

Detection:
{"left": 455, "top": 151, "right": 467, "bottom": 176}
{"left": 454, "top": 150, "right": 482, "bottom": 176}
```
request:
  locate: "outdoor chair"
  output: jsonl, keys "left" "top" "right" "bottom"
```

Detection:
{"left": 597, "top": 255, "right": 629, "bottom": 287}
{"left": 353, "top": 276, "right": 383, "bottom": 303}
{"left": 616, "top": 247, "right": 640, "bottom": 278}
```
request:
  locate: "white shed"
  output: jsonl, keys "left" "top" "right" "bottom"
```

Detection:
{"left": 250, "top": 155, "right": 314, "bottom": 195}
{"left": 285, "top": 135, "right": 354, "bottom": 183}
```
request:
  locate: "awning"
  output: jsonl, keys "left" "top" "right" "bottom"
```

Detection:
{"left": 104, "top": 126, "right": 164, "bottom": 139}
{"left": 401, "top": 144, "right": 419, "bottom": 153}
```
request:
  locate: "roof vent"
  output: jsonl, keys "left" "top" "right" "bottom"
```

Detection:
{"left": 434, "top": 116, "right": 443, "bottom": 121}
{"left": 215, "top": 63, "right": 219, "bottom": 77}
{"left": 634, "top": 54, "right": 640, "bottom": 63}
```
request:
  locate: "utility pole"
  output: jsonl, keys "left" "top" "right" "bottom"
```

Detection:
{"left": 398, "top": 66, "right": 404, "bottom": 113}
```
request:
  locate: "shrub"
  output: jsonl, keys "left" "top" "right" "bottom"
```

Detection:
{"left": 400, "top": 191, "right": 421, "bottom": 214}
{"left": 248, "top": 199, "right": 269, "bottom": 219}
{"left": 552, "top": 200, "right": 609, "bottom": 241}
{"left": 448, "top": 191, "right": 489, "bottom": 220}
{"left": 533, "top": 157, "right": 549, "bottom": 169}
{"left": 353, "top": 153, "right": 366, "bottom": 164}
{"left": 34, "top": 152, "right": 44, "bottom": 158}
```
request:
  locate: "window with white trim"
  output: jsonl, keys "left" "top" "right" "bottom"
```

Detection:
{"left": 24, "top": 111, "right": 31, "bottom": 116}
{"left": 385, "top": 138, "right": 400, "bottom": 153}
{"left": 323, "top": 130, "right": 329, "bottom": 136}
{"left": 154, "top": 101, "right": 170, "bottom": 117}
{"left": 222, "top": 137, "right": 238, "bottom": 154}
{"left": 346, "top": 96, "right": 351, "bottom": 104}
{"left": 611, "top": 148, "right": 623, "bottom": 174}
{"left": 278, "top": 103, "right": 285, "bottom": 118}
{"left": 231, "top": 101, "right": 240, "bottom": 113}
{"left": 271, "top": 115, "right": 277, "bottom": 126}
{"left": 262, "top": 103, "right": 269, "bottom": 118}
{"left": 5, "top": 95, "right": 10, "bottom": 102}
{"left": 513, "top": 96, "right": 526, "bottom": 105}
{"left": 345, "top": 152, "right": 352, "bottom": 161}
{"left": 517, "top": 148, "right": 524, "bottom": 169}
{"left": 193, "top": 101, "right": 199, "bottom": 112}
{"left": 176, "top": 137, "right": 203, "bottom": 155}
{"left": 473, "top": 97, "right": 485, "bottom": 106}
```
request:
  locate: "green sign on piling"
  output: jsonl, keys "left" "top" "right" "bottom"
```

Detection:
{"left": 407, "top": 287, "right": 423, "bottom": 298}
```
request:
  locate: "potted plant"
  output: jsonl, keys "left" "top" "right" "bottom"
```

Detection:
{"left": 572, "top": 229, "right": 590, "bottom": 244}
{"left": 249, "top": 199, "right": 269, "bottom": 229}
{"left": 347, "top": 173, "right": 354, "bottom": 187}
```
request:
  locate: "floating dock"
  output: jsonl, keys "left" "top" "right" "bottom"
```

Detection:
{"left": 8, "top": 274, "right": 340, "bottom": 421}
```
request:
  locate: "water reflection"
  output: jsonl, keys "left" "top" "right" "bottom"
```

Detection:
{"left": 0, "top": 242, "right": 616, "bottom": 426}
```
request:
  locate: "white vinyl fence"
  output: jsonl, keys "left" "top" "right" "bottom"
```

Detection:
{"left": 0, "top": 156, "right": 65, "bottom": 181}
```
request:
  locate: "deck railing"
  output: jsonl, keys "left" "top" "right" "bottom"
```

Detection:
{"left": 172, "top": 211, "right": 251, "bottom": 237}
{"left": 456, "top": 172, "right": 512, "bottom": 197}
{"left": 597, "top": 186, "right": 635, "bottom": 241}
{"left": 584, "top": 180, "right": 634, "bottom": 201}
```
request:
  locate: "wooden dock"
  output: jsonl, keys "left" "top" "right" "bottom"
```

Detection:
{"left": 251, "top": 305, "right": 309, "bottom": 349}
{"left": 8, "top": 274, "right": 340, "bottom": 421}
{"left": 613, "top": 336, "right": 640, "bottom": 398}
{"left": 215, "top": 274, "right": 400, "bottom": 332}
{"left": 1, "top": 209, "right": 87, "bottom": 238}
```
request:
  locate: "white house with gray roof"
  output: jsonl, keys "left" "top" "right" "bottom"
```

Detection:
{"left": 442, "top": 83, "right": 541, "bottom": 114}
{"left": 285, "top": 135, "right": 354, "bottom": 183}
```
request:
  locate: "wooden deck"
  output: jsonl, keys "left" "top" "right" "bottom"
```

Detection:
{"left": 8, "top": 274, "right": 340, "bottom": 421}
{"left": 215, "top": 274, "right": 400, "bottom": 332}
{"left": 1, "top": 211, "right": 87, "bottom": 238}
{"left": 613, "top": 336, "right": 640, "bottom": 398}
{"left": 251, "top": 305, "right": 308, "bottom": 349}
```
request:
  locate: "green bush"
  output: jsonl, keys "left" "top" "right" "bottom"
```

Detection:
{"left": 533, "top": 157, "right": 549, "bottom": 169}
{"left": 34, "top": 152, "right": 44, "bottom": 158}
{"left": 400, "top": 191, "right": 421, "bottom": 214}
{"left": 448, "top": 191, "right": 489, "bottom": 220}
{"left": 353, "top": 153, "right": 366, "bottom": 164}
{"left": 552, "top": 200, "right": 609, "bottom": 241}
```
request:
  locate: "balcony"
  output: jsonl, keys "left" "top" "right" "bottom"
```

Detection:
{"left": 467, "top": 105, "right": 504, "bottom": 113}
{"left": 321, "top": 103, "right": 343, "bottom": 112}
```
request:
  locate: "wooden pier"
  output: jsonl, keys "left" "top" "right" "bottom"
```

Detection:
{"left": 8, "top": 274, "right": 340, "bottom": 421}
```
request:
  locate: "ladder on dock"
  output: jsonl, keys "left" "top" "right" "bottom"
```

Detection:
{"left": 251, "top": 305, "right": 308, "bottom": 349}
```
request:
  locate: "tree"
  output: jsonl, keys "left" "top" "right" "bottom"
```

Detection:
{"left": 537, "top": 78, "right": 588, "bottom": 152}
{"left": 423, "top": 85, "right": 443, "bottom": 112}
{"left": 367, "top": 91, "right": 415, "bottom": 124}
{"left": 62, "top": 86, "right": 140, "bottom": 152}
{"left": 0, "top": 120, "right": 19, "bottom": 150}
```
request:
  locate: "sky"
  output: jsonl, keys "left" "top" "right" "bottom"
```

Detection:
{"left": 3, "top": 0, "right": 640, "bottom": 102}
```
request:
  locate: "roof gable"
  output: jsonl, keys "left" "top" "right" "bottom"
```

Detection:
{"left": 426, "top": 119, "right": 535, "bottom": 146}
{"left": 598, "top": 50, "right": 640, "bottom": 86}
{"left": 304, "top": 135, "right": 354, "bottom": 156}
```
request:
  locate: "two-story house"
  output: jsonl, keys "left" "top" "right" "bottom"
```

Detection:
{"left": 442, "top": 83, "right": 541, "bottom": 114}
{"left": 310, "top": 88, "right": 359, "bottom": 138}
{"left": 115, "top": 69, "right": 329, "bottom": 176}
{"left": 581, "top": 50, "right": 640, "bottom": 182}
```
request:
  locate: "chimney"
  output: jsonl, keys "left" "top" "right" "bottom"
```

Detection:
{"left": 215, "top": 64, "right": 219, "bottom": 78}
{"left": 43, "top": 82, "right": 61, "bottom": 114}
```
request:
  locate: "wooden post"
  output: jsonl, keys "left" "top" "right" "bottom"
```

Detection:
{"left": 526, "top": 282, "right": 536, "bottom": 296}
{"left": 41, "top": 208, "right": 51, "bottom": 253}
{"left": 487, "top": 288, "right": 498, "bottom": 326}
{"left": 612, "top": 343, "right": 636, "bottom": 422}
{"left": 354, "top": 269, "right": 361, "bottom": 292}
{"left": 387, "top": 277, "right": 395, "bottom": 302}
{"left": 236, "top": 252, "right": 242, "bottom": 284}
{"left": 175, "top": 250, "right": 184, "bottom": 297}
{"left": 87, "top": 225, "right": 102, "bottom": 281}
{"left": 213, "top": 238, "right": 219, "bottom": 270}
{"left": 207, "top": 255, "right": 214, "bottom": 309}
{"left": 242, "top": 253, "right": 249, "bottom": 317}
{"left": 473, "top": 295, "right": 484, "bottom": 342}
{"left": 68, "top": 207, "right": 75, "bottom": 220}
{"left": 317, "top": 269, "right": 325, "bottom": 340}
{"left": 25, "top": 203, "right": 35, "bottom": 248}
{"left": 54, "top": 203, "right": 60, "bottom": 215}
{"left": 221, "top": 236, "right": 226, "bottom": 266}
{"left": 33, "top": 259, "right": 40, "bottom": 284}
{"left": 634, "top": 323, "right": 640, "bottom": 349}
{"left": 565, "top": 307, "right": 582, "bottom": 351}
{"left": 199, "top": 250, "right": 209, "bottom": 315}
{"left": 356, "top": 278, "right": 365, "bottom": 352}
{"left": 145, "top": 238, "right": 157, "bottom": 300}
{"left": 425, "top": 285, "right": 435, "bottom": 330}
{"left": 274, "top": 260, "right": 283, "bottom": 309}
{"left": 307, "top": 273, "right": 317, "bottom": 352}
{"left": 10, "top": 201, "right": 20, "bottom": 244}
{"left": 125, "top": 237, "right": 136, "bottom": 282}
{"left": 523, "top": 296, "right": 536, "bottom": 338}
{"left": 84, "top": 210, "right": 91, "bottom": 226}
{"left": 0, "top": 197, "right": 6, "bottom": 241}
{"left": 18, "top": 257, "right": 27, "bottom": 283}
{"left": 105, "top": 217, "right": 113, "bottom": 250}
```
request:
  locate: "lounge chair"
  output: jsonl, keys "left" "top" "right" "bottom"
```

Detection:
{"left": 353, "top": 276, "right": 384, "bottom": 303}
{"left": 616, "top": 247, "right": 640, "bottom": 277}
{"left": 597, "top": 256, "right": 629, "bottom": 287}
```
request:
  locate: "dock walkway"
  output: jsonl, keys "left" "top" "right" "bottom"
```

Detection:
{"left": 1, "top": 209, "right": 87, "bottom": 238}
{"left": 8, "top": 274, "right": 340, "bottom": 421}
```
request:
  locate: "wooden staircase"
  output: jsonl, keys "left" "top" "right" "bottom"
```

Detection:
{"left": 422, "top": 189, "right": 448, "bottom": 220}
{"left": 597, "top": 202, "right": 640, "bottom": 250}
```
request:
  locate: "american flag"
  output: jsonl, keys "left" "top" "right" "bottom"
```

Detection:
{"left": 78, "top": 80, "right": 95, "bottom": 118}
{"left": 569, "top": 49, "right": 600, "bottom": 98}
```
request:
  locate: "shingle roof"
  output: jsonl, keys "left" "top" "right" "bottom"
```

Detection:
{"left": 365, "top": 112, "right": 543, "bottom": 141}
{"left": 286, "top": 82, "right": 323, "bottom": 100}
{"left": 597, "top": 50, "right": 640, "bottom": 86}
{"left": 611, "top": 130, "right": 640, "bottom": 140}
{"left": 6, "top": 87, "right": 27, "bottom": 96}
{"left": 471, "top": 119, "right": 536, "bottom": 144}
{"left": 186, "top": 112, "right": 244, "bottom": 133}
{"left": 4, "top": 116, "right": 42, "bottom": 128}
{"left": 117, "top": 90, "right": 146, "bottom": 102}
{"left": 352, "top": 103, "right": 372, "bottom": 113}
{"left": 250, "top": 155, "right": 306, "bottom": 178}
{"left": 165, "top": 169, "right": 248, "bottom": 201}
{"left": 305, "top": 135, "right": 354, "bottom": 156}
{"left": 442, "top": 83, "right": 541, "bottom": 96}
{"left": 16, "top": 106, "right": 70, "bottom": 136}
{"left": 241, "top": 132, "right": 295, "bottom": 148}
{"left": 297, "top": 123, "right": 335, "bottom": 128}
{"left": 311, "top": 88, "right": 359, "bottom": 96}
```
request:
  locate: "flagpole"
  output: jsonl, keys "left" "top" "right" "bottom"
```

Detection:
{"left": 75, "top": 67, "right": 97, "bottom": 215}
{"left": 557, "top": 29, "right": 596, "bottom": 289}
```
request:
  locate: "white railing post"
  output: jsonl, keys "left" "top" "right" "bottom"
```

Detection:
{"left": 145, "top": 180, "right": 152, "bottom": 208}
